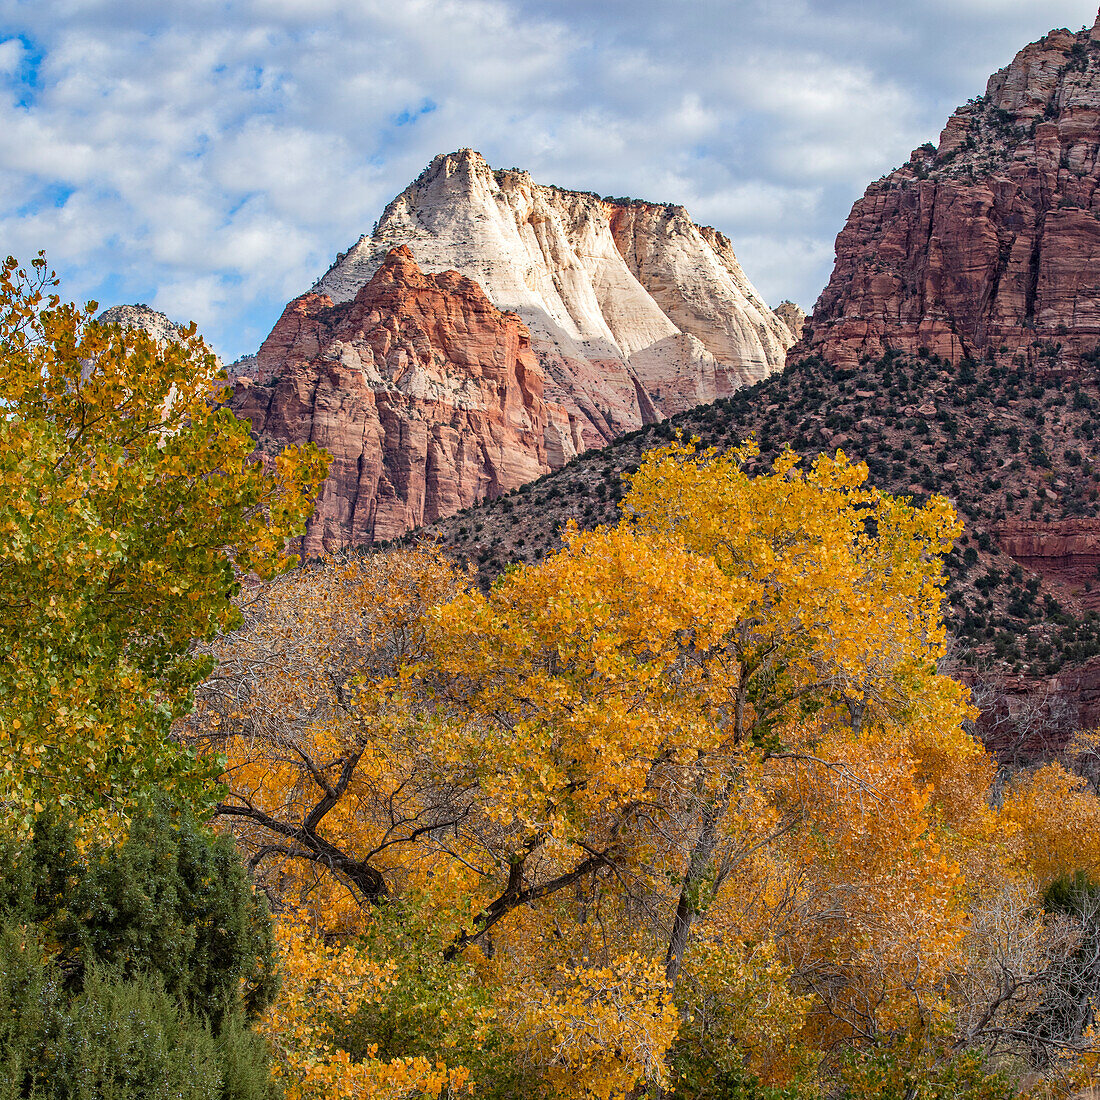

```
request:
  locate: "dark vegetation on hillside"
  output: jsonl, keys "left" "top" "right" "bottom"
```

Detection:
{"left": 0, "top": 801, "right": 278, "bottom": 1099}
{"left": 413, "top": 349, "right": 1100, "bottom": 687}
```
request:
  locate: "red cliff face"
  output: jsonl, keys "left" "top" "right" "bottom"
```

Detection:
{"left": 793, "top": 11, "right": 1100, "bottom": 741}
{"left": 231, "top": 247, "right": 556, "bottom": 554}
{"left": 996, "top": 518, "right": 1100, "bottom": 611}
{"left": 801, "top": 14, "right": 1100, "bottom": 373}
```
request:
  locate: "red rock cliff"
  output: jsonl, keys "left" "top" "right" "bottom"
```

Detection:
{"left": 801, "top": 11, "right": 1100, "bottom": 372}
{"left": 231, "top": 247, "right": 555, "bottom": 554}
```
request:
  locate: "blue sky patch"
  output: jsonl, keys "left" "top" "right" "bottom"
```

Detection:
{"left": 392, "top": 99, "right": 438, "bottom": 128}
{"left": 0, "top": 33, "right": 44, "bottom": 108}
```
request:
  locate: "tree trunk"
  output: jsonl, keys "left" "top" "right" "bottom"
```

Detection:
{"left": 664, "top": 810, "right": 721, "bottom": 988}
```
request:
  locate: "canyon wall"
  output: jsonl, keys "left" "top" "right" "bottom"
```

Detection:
{"left": 232, "top": 247, "right": 555, "bottom": 554}
{"left": 800, "top": 13, "right": 1100, "bottom": 373}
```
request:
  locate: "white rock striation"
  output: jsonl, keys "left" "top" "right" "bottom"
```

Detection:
{"left": 313, "top": 149, "right": 793, "bottom": 451}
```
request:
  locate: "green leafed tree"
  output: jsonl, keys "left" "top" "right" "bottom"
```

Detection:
{"left": 0, "top": 253, "right": 329, "bottom": 836}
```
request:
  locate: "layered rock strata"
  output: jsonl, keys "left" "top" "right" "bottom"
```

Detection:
{"left": 801, "top": 10, "right": 1100, "bottom": 372}
{"left": 312, "top": 149, "right": 793, "bottom": 447}
{"left": 997, "top": 518, "right": 1100, "bottom": 611}
{"left": 232, "top": 247, "right": 556, "bottom": 554}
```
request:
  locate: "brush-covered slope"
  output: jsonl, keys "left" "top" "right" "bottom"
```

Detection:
{"left": 416, "top": 345, "right": 1100, "bottom": 744}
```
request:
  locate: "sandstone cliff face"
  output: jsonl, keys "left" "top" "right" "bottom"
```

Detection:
{"left": 314, "top": 150, "right": 793, "bottom": 447}
{"left": 801, "top": 11, "right": 1100, "bottom": 372}
{"left": 232, "top": 247, "right": 554, "bottom": 554}
{"left": 996, "top": 518, "right": 1100, "bottom": 612}
{"left": 97, "top": 304, "right": 190, "bottom": 348}
{"left": 774, "top": 301, "right": 806, "bottom": 342}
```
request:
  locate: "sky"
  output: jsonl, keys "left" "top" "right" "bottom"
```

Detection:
{"left": 0, "top": 0, "right": 1097, "bottom": 363}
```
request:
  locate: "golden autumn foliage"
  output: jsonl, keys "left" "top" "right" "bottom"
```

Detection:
{"left": 185, "top": 545, "right": 468, "bottom": 924}
{"left": 0, "top": 254, "right": 329, "bottom": 836}
{"left": 502, "top": 953, "right": 679, "bottom": 1099}
{"left": 1001, "top": 763, "right": 1100, "bottom": 885}
{"left": 188, "top": 439, "right": 1100, "bottom": 1098}
{"left": 259, "top": 919, "right": 472, "bottom": 1100}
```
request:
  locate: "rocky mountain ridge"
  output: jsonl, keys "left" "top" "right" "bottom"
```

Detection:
{"left": 774, "top": 300, "right": 806, "bottom": 341}
{"left": 98, "top": 153, "right": 797, "bottom": 550}
{"left": 314, "top": 150, "right": 794, "bottom": 447}
{"left": 97, "top": 304, "right": 192, "bottom": 348}
{"left": 800, "top": 11, "right": 1100, "bottom": 373}
{"left": 232, "top": 247, "right": 558, "bottom": 554}
{"left": 223, "top": 150, "right": 796, "bottom": 545}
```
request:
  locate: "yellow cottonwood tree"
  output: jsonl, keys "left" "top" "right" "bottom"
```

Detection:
{"left": 192, "top": 440, "right": 1100, "bottom": 1096}
{"left": 259, "top": 920, "right": 472, "bottom": 1100}
{"left": 185, "top": 547, "right": 469, "bottom": 926}
{"left": 0, "top": 254, "right": 328, "bottom": 835}
{"left": 414, "top": 443, "right": 971, "bottom": 990}
{"left": 501, "top": 953, "right": 680, "bottom": 1100}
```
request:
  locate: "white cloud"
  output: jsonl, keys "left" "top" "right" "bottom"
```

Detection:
{"left": 153, "top": 273, "right": 230, "bottom": 332}
{"left": 0, "top": 34, "right": 22, "bottom": 74}
{"left": 0, "top": 0, "right": 1095, "bottom": 358}
{"left": 689, "top": 182, "right": 822, "bottom": 232}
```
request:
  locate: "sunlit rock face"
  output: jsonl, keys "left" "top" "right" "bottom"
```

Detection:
{"left": 231, "top": 247, "right": 557, "bottom": 554}
{"left": 314, "top": 149, "right": 793, "bottom": 447}
{"left": 774, "top": 301, "right": 806, "bottom": 342}
{"left": 799, "top": 14, "right": 1100, "bottom": 374}
{"left": 97, "top": 304, "right": 194, "bottom": 350}
{"left": 231, "top": 149, "right": 792, "bottom": 548}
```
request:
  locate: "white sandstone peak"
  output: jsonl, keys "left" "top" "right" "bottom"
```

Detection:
{"left": 97, "top": 303, "right": 223, "bottom": 369}
{"left": 97, "top": 304, "right": 185, "bottom": 347}
{"left": 314, "top": 150, "right": 792, "bottom": 448}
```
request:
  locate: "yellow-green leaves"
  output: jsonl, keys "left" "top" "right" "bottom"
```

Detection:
{"left": 0, "top": 254, "right": 329, "bottom": 837}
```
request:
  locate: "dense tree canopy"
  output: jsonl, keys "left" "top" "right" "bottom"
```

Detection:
{"left": 4, "top": 248, "right": 1095, "bottom": 1097}
{"left": 0, "top": 798, "right": 277, "bottom": 1025}
{"left": 0, "top": 804, "right": 281, "bottom": 1100}
{"left": 187, "top": 440, "right": 1100, "bottom": 1098}
{"left": 0, "top": 254, "right": 328, "bottom": 835}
